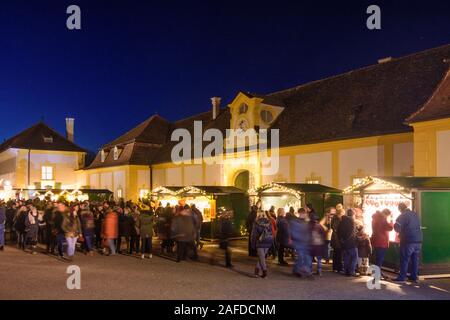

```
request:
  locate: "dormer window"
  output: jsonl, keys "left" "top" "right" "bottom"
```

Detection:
{"left": 113, "top": 146, "right": 120, "bottom": 160}
{"left": 260, "top": 110, "right": 273, "bottom": 123}
{"left": 100, "top": 149, "right": 107, "bottom": 163}
{"left": 43, "top": 136, "right": 53, "bottom": 143}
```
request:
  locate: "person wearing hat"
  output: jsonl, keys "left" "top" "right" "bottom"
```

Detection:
{"left": 338, "top": 208, "right": 358, "bottom": 277}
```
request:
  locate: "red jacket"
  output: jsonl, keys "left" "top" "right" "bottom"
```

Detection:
{"left": 370, "top": 212, "right": 394, "bottom": 248}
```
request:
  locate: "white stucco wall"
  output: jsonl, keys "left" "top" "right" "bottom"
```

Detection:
{"left": 262, "top": 155, "right": 290, "bottom": 184}
{"left": 339, "top": 146, "right": 381, "bottom": 189}
{"left": 205, "top": 164, "right": 222, "bottom": 186}
{"left": 137, "top": 169, "right": 150, "bottom": 189}
{"left": 89, "top": 173, "right": 99, "bottom": 189}
{"left": 166, "top": 167, "right": 182, "bottom": 186}
{"left": 152, "top": 169, "right": 165, "bottom": 188}
{"left": 393, "top": 142, "right": 414, "bottom": 176}
{"left": 0, "top": 149, "right": 17, "bottom": 184}
{"left": 437, "top": 130, "right": 450, "bottom": 176}
{"left": 114, "top": 170, "right": 126, "bottom": 197}
{"left": 295, "top": 151, "right": 332, "bottom": 186}
{"left": 184, "top": 165, "right": 202, "bottom": 185}
{"left": 100, "top": 172, "right": 113, "bottom": 190}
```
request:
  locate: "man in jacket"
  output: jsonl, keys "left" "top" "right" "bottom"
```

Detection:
{"left": 80, "top": 202, "right": 95, "bottom": 255}
{"left": 338, "top": 209, "right": 358, "bottom": 277}
{"left": 393, "top": 203, "right": 423, "bottom": 283}
{"left": 218, "top": 209, "right": 234, "bottom": 268}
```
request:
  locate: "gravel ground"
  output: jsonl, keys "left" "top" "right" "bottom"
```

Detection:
{"left": 0, "top": 243, "right": 449, "bottom": 300}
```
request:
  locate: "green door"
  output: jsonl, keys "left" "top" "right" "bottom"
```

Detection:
{"left": 421, "top": 192, "right": 450, "bottom": 264}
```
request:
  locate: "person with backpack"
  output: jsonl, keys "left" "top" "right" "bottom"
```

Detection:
{"left": 338, "top": 209, "right": 359, "bottom": 277}
{"left": 250, "top": 211, "right": 274, "bottom": 278}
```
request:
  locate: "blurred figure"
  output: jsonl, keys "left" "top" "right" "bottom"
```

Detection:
{"left": 250, "top": 211, "right": 274, "bottom": 278}
{"left": 289, "top": 208, "right": 313, "bottom": 279}
{"left": 338, "top": 209, "right": 358, "bottom": 277}
{"left": 276, "top": 208, "right": 290, "bottom": 266}
{"left": 191, "top": 204, "right": 203, "bottom": 250}
{"left": 53, "top": 203, "right": 68, "bottom": 258}
{"left": 320, "top": 207, "right": 335, "bottom": 264}
{"left": 218, "top": 209, "right": 234, "bottom": 268}
{"left": 246, "top": 205, "right": 258, "bottom": 257}
{"left": 0, "top": 202, "right": 5, "bottom": 251}
{"left": 117, "top": 207, "right": 130, "bottom": 254}
{"left": 43, "top": 202, "right": 56, "bottom": 254}
{"left": 102, "top": 207, "right": 119, "bottom": 255}
{"left": 371, "top": 209, "right": 393, "bottom": 280}
{"left": 129, "top": 205, "right": 141, "bottom": 255}
{"left": 14, "top": 205, "right": 28, "bottom": 250}
{"left": 171, "top": 204, "right": 196, "bottom": 262}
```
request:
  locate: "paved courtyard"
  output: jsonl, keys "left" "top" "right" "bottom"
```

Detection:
{"left": 1, "top": 242, "right": 449, "bottom": 300}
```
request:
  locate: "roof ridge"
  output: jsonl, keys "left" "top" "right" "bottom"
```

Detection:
{"left": 267, "top": 43, "right": 450, "bottom": 98}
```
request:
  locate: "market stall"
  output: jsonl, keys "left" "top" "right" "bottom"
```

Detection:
{"left": 176, "top": 186, "right": 249, "bottom": 239}
{"left": 249, "top": 182, "right": 343, "bottom": 217}
{"left": 344, "top": 176, "right": 450, "bottom": 277}
{"left": 149, "top": 186, "right": 183, "bottom": 207}
{"left": 0, "top": 187, "right": 112, "bottom": 202}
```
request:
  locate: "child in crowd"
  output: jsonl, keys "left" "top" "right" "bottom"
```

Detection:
{"left": 356, "top": 225, "right": 372, "bottom": 275}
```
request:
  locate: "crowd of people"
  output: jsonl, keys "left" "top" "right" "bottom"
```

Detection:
{"left": 246, "top": 202, "right": 422, "bottom": 282}
{"left": 0, "top": 198, "right": 204, "bottom": 262}
{"left": 0, "top": 197, "right": 422, "bottom": 283}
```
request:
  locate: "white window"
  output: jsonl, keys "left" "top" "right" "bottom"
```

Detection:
{"left": 307, "top": 179, "right": 320, "bottom": 184}
{"left": 239, "top": 103, "right": 248, "bottom": 114}
{"left": 41, "top": 166, "right": 53, "bottom": 180}
{"left": 113, "top": 146, "right": 119, "bottom": 160}
{"left": 43, "top": 136, "right": 53, "bottom": 143}
{"left": 117, "top": 188, "right": 123, "bottom": 199}
{"left": 101, "top": 150, "right": 106, "bottom": 162}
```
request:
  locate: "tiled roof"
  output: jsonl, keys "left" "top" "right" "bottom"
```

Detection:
{"left": 0, "top": 122, "right": 86, "bottom": 153}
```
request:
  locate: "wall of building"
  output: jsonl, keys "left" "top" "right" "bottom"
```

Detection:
{"left": 412, "top": 118, "right": 450, "bottom": 176}
{"left": 0, "top": 149, "right": 18, "bottom": 184}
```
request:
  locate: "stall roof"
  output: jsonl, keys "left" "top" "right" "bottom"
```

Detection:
{"left": 345, "top": 176, "right": 450, "bottom": 193}
{"left": 182, "top": 186, "right": 246, "bottom": 195}
{"left": 24, "top": 188, "right": 114, "bottom": 194}
{"left": 266, "top": 183, "right": 342, "bottom": 194}
{"left": 377, "top": 177, "right": 450, "bottom": 189}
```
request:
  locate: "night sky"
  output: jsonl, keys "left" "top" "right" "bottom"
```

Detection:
{"left": 1, "top": 0, "right": 450, "bottom": 152}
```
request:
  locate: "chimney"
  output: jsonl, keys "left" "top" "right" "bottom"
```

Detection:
{"left": 211, "top": 97, "right": 221, "bottom": 120}
{"left": 66, "top": 118, "right": 75, "bottom": 142}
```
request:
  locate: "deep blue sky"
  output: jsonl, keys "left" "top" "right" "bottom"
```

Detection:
{"left": 1, "top": 0, "right": 450, "bottom": 152}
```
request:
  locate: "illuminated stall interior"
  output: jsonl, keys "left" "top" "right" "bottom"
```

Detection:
{"left": 344, "top": 176, "right": 450, "bottom": 276}
{"left": 150, "top": 186, "right": 183, "bottom": 208}
{"left": 250, "top": 182, "right": 342, "bottom": 217}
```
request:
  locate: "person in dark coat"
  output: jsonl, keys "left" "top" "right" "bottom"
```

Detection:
{"left": 393, "top": 203, "right": 423, "bottom": 283}
{"left": 218, "top": 209, "right": 234, "bottom": 268}
{"left": 117, "top": 208, "right": 131, "bottom": 254}
{"left": 371, "top": 209, "right": 394, "bottom": 279}
{"left": 14, "top": 206, "right": 28, "bottom": 250}
{"left": 331, "top": 204, "right": 344, "bottom": 272}
{"left": 310, "top": 215, "right": 326, "bottom": 276}
{"left": 5, "top": 203, "right": 17, "bottom": 243}
{"left": 276, "top": 208, "right": 290, "bottom": 266}
{"left": 53, "top": 203, "right": 67, "bottom": 258}
{"left": 171, "top": 205, "right": 196, "bottom": 262}
{"left": 129, "top": 206, "right": 140, "bottom": 255}
{"left": 79, "top": 202, "right": 95, "bottom": 255}
{"left": 250, "top": 211, "right": 274, "bottom": 278}
{"left": 25, "top": 206, "right": 39, "bottom": 254}
{"left": 338, "top": 209, "right": 358, "bottom": 276}
{"left": 191, "top": 204, "right": 203, "bottom": 250}
{"left": 93, "top": 206, "right": 104, "bottom": 249}
{"left": 246, "top": 205, "right": 258, "bottom": 257}
{"left": 43, "top": 203, "right": 56, "bottom": 254}
{"left": 289, "top": 208, "right": 313, "bottom": 278}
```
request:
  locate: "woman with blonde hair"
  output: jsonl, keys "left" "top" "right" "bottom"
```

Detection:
{"left": 250, "top": 210, "right": 274, "bottom": 278}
